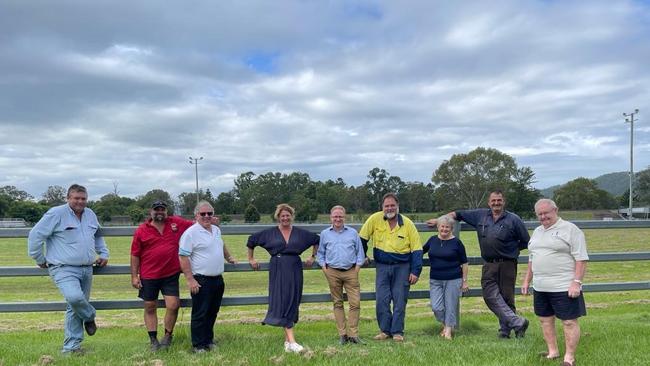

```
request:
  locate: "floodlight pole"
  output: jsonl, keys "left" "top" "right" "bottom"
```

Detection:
{"left": 189, "top": 156, "right": 204, "bottom": 209}
{"left": 623, "top": 109, "right": 639, "bottom": 220}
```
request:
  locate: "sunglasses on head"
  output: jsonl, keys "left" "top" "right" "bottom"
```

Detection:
{"left": 199, "top": 212, "right": 214, "bottom": 217}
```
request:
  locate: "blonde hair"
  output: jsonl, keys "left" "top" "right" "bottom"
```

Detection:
{"left": 274, "top": 203, "right": 295, "bottom": 221}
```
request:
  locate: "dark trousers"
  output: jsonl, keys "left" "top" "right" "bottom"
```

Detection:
{"left": 481, "top": 261, "right": 525, "bottom": 333}
{"left": 375, "top": 262, "right": 411, "bottom": 336}
{"left": 190, "top": 275, "right": 225, "bottom": 348}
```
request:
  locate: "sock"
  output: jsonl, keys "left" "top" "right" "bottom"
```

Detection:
{"left": 148, "top": 331, "right": 158, "bottom": 341}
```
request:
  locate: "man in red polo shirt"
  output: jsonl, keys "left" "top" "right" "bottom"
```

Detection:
{"left": 131, "top": 200, "right": 193, "bottom": 351}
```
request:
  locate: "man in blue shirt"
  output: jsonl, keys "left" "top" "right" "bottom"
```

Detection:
{"left": 317, "top": 205, "right": 365, "bottom": 345}
{"left": 28, "top": 184, "right": 109, "bottom": 354}
{"left": 428, "top": 190, "right": 530, "bottom": 339}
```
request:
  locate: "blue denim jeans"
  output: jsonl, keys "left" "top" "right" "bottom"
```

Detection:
{"left": 375, "top": 262, "right": 411, "bottom": 336}
{"left": 48, "top": 265, "right": 96, "bottom": 352}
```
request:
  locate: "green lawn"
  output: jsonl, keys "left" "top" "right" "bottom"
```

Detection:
{"left": 1, "top": 228, "right": 649, "bottom": 365}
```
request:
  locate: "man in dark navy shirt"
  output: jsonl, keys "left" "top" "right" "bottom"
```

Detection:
{"left": 428, "top": 190, "right": 530, "bottom": 339}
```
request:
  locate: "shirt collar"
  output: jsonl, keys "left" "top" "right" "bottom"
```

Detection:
{"left": 329, "top": 225, "right": 348, "bottom": 233}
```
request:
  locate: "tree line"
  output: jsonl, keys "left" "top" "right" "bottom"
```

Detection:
{"left": 2, "top": 147, "right": 648, "bottom": 225}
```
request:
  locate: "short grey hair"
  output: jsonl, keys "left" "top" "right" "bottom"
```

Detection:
{"left": 330, "top": 205, "right": 346, "bottom": 214}
{"left": 194, "top": 200, "right": 214, "bottom": 215}
{"left": 534, "top": 198, "right": 557, "bottom": 212}
{"left": 437, "top": 214, "right": 456, "bottom": 228}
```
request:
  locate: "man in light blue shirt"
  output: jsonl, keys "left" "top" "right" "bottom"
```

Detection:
{"left": 28, "top": 184, "right": 109, "bottom": 354}
{"left": 317, "top": 205, "right": 365, "bottom": 345}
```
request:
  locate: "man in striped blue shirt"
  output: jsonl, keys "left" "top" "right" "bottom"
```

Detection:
{"left": 317, "top": 205, "right": 365, "bottom": 345}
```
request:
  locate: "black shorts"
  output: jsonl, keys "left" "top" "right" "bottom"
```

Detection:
{"left": 533, "top": 290, "right": 586, "bottom": 320}
{"left": 138, "top": 273, "right": 180, "bottom": 301}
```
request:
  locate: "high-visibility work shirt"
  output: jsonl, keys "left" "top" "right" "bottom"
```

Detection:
{"left": 359, "top": 212, "right": 423, "bottom": 276}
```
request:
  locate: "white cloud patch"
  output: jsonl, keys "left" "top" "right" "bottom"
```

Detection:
{"left": 1, "top": 0, "right": 649, "bottom": 199}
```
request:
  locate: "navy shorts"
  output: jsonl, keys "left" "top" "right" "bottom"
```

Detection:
{"left": 533, "top": 290, "right": 586, "bottom": 320}
{"left": 138, "top": 273, "right": 180, "bottom": 301}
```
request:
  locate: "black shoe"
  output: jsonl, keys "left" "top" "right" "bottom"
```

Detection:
{"left": 339, "top": 335, "right": 348, "bottom": 345}
{"left": 347, "top": 336, "right": 365, "bottom": 344}
{"left": 84, "top": 320, "right": 97, "bottom": 336}
{"left": 159, "top": 334, "right": 173, "bottom": 350}
{"left": 150, "top": 338, "right": 161, "bottom": 352}
{"left": 498, "top": 330, "right": 511, "bottom": 339}
{"left": 515, "top": 319, "right": 529, "bottom": 338}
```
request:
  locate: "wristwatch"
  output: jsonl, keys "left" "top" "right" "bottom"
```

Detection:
{"left": 573, "top": 279, "right": 583, "bottom": 285}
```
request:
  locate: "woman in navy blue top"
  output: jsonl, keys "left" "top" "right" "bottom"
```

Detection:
{"left": 422, "top": 215, "right": 469, "bottom": 339}
{"left": 247, "top": 204, "right": 319, "bottom": 353}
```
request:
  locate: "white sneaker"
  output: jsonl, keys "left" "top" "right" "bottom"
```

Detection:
{"left": 284, "top": 341, "right": 290, "bottom": 352}
{"left": 287, "top": 342, "right": 304, "bottom": 353}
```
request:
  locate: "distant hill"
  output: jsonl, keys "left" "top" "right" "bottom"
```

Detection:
{"left": 541, "top": 171, "right": 630, "bottom": 198}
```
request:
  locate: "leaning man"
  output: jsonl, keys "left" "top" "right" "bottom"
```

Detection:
{"left": 317, "top": 205, "right": 365, "bottom": 345}
{"left": 359, "top": 193, "right": 422, "bottom": 342}
{"left": 28, "top": 184, "right": 109, "bottom": 354}
{"left": 179, "top": 201, "right": 236, "bottom": 353}
{"left": 522, "top": 199, "right": 588, "bottom": 366}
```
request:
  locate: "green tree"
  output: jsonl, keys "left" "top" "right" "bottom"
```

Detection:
{"left": 400, "top": 182, "right": 435, "bottom": 213}
{"left": 0, "top": 185, "right": 33, "bottom": 201}
{"left": 553, "top": 177, "right": 616, "bottom": 210}
{"left": 40, "top": 185, "right": 67, "bottom": 207}
{"left": 136, "top": 189, "right": 175, "bottom": 215}
{"left": 127, "top": 204, "right": 146, "bottom": 225}
{"left": 0, "top": 194, "right": 12, "bottom": 217}
{"left": 290, "top": 194, "right": 319, "bottom": 223}
{"left": 91, "top": 193, "right": 136, "bottom": 223}
{"left": 8, "top": 201, "right": 48, "bottom": 224}
{"left": 244, "top": 204, "right": 260, "bottom": 223}
{"left": 178, "top": 189, "right": 216, "bottom": 215}
{"left": 432, "top": 147, "right": 520, "bottom": 211}
{"left": 635, "top": 167, "right": 650, "bottom": 205}
{"left": 215, "top": 192, "right": 236, "bottom": 214}
{"left": 365, "top": 168, "right": 406, "bottom": 208}
{"left": 506, "top": 167, "right": 542, "bottom": 218}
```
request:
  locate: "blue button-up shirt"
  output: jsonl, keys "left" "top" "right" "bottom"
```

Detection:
{"left": 317, "top": 225, "right": 365, "bottom": 269}
{"left": 27, "top": 203, "right": 109, "bottom": 266}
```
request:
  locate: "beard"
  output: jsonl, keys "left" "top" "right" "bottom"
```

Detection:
{"left": 384, "top": 211, "right": 397, "bottom": 220}
{"left": 153, "top": 213, "right": 166, "bottom": 222}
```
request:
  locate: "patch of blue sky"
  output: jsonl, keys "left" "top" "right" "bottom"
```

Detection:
{"left": 343, "top": 2, "right": 383, "bottom": 20}
{"left": 244, "top": 52, "right": 279, "bottom": 74}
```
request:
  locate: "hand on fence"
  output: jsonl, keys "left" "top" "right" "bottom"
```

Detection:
{"left": 248, "top": 259, "right": 260, "bottom": 271}
{"left": 426, "top": 218, "right": 438, "bottom": 228}
{"left": 461, "top": 282, "right": 469, "bottom": 293}
{"left": 94, "top": 258, "right": 108, "bottom": 267}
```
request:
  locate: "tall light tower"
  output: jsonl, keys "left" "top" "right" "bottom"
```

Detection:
{"left": 623, "top": 109, "right": 639, "bottom": 220}
{"left": 189, "top": 156, "right": 203, "bottom": 209}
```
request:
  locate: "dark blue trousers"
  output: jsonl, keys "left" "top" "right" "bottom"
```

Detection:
{"left": 375, "top": 262, "right": 411, "bottom": 336}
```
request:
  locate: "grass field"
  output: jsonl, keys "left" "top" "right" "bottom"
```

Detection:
{"left": 1, "top": 228, "right": 649, "bottom": 365}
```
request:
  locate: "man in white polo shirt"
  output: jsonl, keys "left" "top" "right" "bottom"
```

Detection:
{"left": 522, "top": 199, "right": 588, "bottom": 366}
{"left": 179, "top": 201, "right": 236, "bottom": 353}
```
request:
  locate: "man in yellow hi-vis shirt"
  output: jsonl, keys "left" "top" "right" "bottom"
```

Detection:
{"left": 360, "top": 193, "right": 422, "bottom": 342}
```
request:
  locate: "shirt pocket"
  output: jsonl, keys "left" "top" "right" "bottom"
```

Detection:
{"left": 62, "top": 225, "right": 80, "bottom": 244}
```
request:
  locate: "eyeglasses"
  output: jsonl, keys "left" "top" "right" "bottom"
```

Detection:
{"left": 199, "top": 212, "right": 214, "bottom": 217}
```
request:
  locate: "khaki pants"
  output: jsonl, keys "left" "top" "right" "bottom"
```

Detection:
{"left": 323, "top": 267, "right": 361, "bottom": 337}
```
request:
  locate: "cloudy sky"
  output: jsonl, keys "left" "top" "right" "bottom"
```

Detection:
{"left": 2, "top": 0, "right": 649, "bottom": 200}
